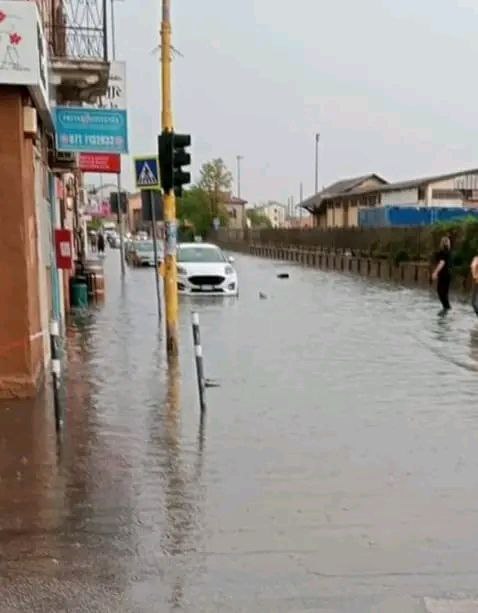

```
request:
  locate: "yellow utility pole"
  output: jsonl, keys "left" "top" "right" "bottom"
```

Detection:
{"left": 161, "top": 0, "right": 179, "bottom": 355}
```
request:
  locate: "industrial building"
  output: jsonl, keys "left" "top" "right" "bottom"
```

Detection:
{"left": 302, "top": 169, "right": 478, "bottom": 229}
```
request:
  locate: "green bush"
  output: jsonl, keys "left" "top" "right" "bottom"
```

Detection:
{"left": 430, "top": 218, "right": 478, "bottom": 278}
{"left": 87, "top": 218, "right": 102, "bottom": 231}
{"left": 392, "top": 249, "right": 410, "bottom": 266}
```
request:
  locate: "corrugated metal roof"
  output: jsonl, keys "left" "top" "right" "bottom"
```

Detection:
{"left": 302, "top": 168, "right": 478, "bottom": 212}
{"left": 379, "top": 168, "right": 478, "bottom": 192}
{"left": 321, "top": 174, "right": 385, "bottom": 196}
{"left": 301, "top": 174, "right": 387, "bottom": 210}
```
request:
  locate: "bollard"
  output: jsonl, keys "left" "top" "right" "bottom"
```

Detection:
{"left": 192, "top": 312, "right": 207, "bottom": 414}
{"left": 49, "top": 320, "right": 62, "bottom": 432}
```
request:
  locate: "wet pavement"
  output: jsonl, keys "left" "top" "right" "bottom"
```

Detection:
{"left": 1, "top": 251, "right": 478, "bottom": 612}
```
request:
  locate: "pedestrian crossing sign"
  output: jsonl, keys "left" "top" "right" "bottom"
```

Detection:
{"left": 134, "top": 156, "right": 160, "bottom": 189}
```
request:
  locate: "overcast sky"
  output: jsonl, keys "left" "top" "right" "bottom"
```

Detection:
{"left": 115, "top": 0, "right": 478, "bottom": 204}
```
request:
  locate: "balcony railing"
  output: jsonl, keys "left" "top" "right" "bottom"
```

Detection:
{"left": 48, "top": 0, "right": 108, "bottom": 62}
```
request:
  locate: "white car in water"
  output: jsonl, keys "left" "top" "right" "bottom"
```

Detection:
{"left": 177, "top": 243, "right": 238, "bottom": 296}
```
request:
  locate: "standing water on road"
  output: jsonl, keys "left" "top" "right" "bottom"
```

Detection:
{"left": 1, "top": 252, "right": 478, "bottom": 612}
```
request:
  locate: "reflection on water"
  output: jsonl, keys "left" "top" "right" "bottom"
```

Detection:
{"left": 1, "top": 253, "right": 478, "bottom": 611}
{"left": 470, "top": 326, "right": 478, "bottom": 367}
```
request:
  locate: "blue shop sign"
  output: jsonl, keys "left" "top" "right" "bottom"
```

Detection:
{"left": 54, "top": 107, "right": 128, "bottom": 154}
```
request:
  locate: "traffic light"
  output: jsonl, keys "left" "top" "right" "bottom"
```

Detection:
{"left": 158, "top": 131, "right": 191, "bottom": 197}
{"left": 172, "top": 133, "right": 191, "bottom": 198}
{"left": 110, "top": 191, "right": 128, "bottom": 214}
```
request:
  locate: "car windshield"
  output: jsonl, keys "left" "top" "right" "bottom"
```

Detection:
{"left": 135, "top": 241, "right": 153, "bottom": 252}
{"left": 177, "top": 246, "right": 225, "bottom": 263}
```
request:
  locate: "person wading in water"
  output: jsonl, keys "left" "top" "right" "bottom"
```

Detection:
{"left": 97, "top": 232, "right": 105, "bottom": 256}
{"left": 471, "top": 255, "right": 478, "bottom": 317}
{"left": 432, "top": 236, "right": 452, "bottom": 314}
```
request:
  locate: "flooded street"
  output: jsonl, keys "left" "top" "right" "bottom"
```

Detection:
{"left": 1, "top": 252, "right": 478, "bottom": 612}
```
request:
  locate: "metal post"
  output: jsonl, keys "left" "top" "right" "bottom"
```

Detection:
{"left": 299, "top": 182, "right": 303, "bottom": 224}
{"left": 110, "top": 0, "right": 116, "bottom": 60}
{"left": 191, "top": 312, "right": 206, "bottom": 414}
{"left": 50, "top": 320, "right": 62, "bottom": 432}
{"left": 161, "top": 0, "right": 179, "bottom": 355}
{"left": 74, "top": 171, "right": 85, "bottom": 269}
{"left": 102, "top": 0, "right": 108, "bottom": 62}
{"left": 237, "top": 155, "right": 243, "bottom": 199}
{"left": 315, "top": 133, "right": 320, "bottom": 194}
{"left": 150, "top": 190, "right": 162, "bottom": 322}
{"left": 116, "top": 172, "right": 125, "bottom": 277}
{"left": 48, "top": 174, "right": 62, "bottom": 322}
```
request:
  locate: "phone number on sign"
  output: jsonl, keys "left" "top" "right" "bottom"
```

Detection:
{"left": 60, "top": 134, "right": 124, "bottom": 147}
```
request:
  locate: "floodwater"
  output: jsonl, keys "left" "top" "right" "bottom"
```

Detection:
{"left": 1, "top": 251, "right": 478, "bottom": 612}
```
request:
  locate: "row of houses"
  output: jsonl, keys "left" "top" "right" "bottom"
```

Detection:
{"left": 301, "top": 169, "right": 478, "bottom": 228}
{"left": 125, "top": 192, "right": 249, "bottom": 233}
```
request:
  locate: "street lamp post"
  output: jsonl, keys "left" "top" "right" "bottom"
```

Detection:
{"left": 161, "top": 0, "right": 180, "bottom": 355}
{"left": 110, "top": 0, "right": 124, "bottom": 60}
{"left": 236, "top": 155, "right": 243, "bottom": 199}
{"left": 111, "top": 0, "right": 116, "bottom": 60}
{"left": 299, "top": 182, "right": 303, "bottom": 224}
{"left": 315, "top": 133, "right": 320, "bottom": 194}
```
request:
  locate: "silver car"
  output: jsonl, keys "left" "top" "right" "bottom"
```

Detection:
{"left": 132, "top": 240, "right": 163, "bottom": 267}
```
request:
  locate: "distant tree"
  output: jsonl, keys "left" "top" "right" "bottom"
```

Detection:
{"left": 197, "top": 158, "right": 233, "bottom": 218}
{"left": 87, "top": 218, "right": 103, "bottom": 231}
{"left": 178, "top": 187, "right": 212, "bottom": 238}
{"left": 247, "top": 208, "right": 273, "bottom": 228}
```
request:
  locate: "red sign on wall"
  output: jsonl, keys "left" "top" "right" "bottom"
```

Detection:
{"left": 79, "top": 153, "right": 121, "bottom": 174}
{"left": 55, "top": 229, "right": 73, "bottom": 270}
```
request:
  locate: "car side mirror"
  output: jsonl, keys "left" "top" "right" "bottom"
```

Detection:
{"left": 228, "top": 256, "right": 235, "bottom": 264}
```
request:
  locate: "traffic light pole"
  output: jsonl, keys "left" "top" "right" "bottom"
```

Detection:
{"left": 149, "top": 190, "right": 162, "bottom": 323}
{"left": 161, "top": 0, "right": 179, "bottom": 355}
{"left": 116, "top": 171, "right": 125, "bottom": 277}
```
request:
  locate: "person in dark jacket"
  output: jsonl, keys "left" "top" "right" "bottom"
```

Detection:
{"left": 97, "top": 232, "right": 105, "bottom": 255}
{"left": 432, "top": 236, "right": 452, "bottom": 312}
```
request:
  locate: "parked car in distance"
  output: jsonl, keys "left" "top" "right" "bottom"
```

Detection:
{"left": 128, "top": 240, "right": 163, "bottom": 267}
{"left": 176, "top": 243, "right": 238, "bottom": 296}
{"left": 135, "top": 231, "right": 149, "bottom": 241}
{"left": 107, "top": 231, "right": 121, "bottom": 248}
{"left": 103, "top": 222, "right": 116, "bottom": 239}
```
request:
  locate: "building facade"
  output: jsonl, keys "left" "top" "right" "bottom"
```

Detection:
{"left": 0, "top": 0, "right": 109, "bottom": 398}
{"left": 226, "top": 194, "right": 247, "bottom": 230}
{"left": 255, "top": 202, "right": 288, "bottom": 228}
{"left": 302, "top": 175, "right": 387, "bottom": 229}
{"left": 302, "top": 169, "right": 478, "bottom": 229}
{"left": 127, "top": 192, "right": 142, "bottom": 233}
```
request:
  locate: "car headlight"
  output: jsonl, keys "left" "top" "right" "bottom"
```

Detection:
{"left": 177, "top": 266, "right": 187, "bottom": 275}
{"left": 225, "top": 265, "right": 234, "bottom": 275}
